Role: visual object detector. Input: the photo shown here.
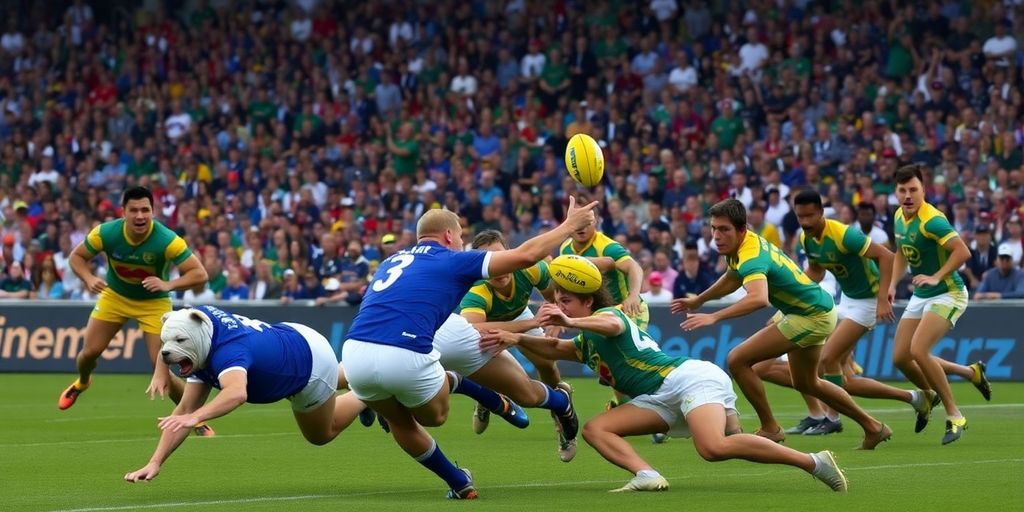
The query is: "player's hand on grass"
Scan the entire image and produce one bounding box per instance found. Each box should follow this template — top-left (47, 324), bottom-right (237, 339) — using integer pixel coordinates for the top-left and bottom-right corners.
top-left (670, 296), bottom-right (701, 315)
top-left (158, 413), bottom-right (200, 433)
top-left (85, 276), bottom-right (107, 294)
top-left (563, 196), bottom-right (600, 231)
top-left (147, 373), bottom-right (170, 400)
top-left (680, 312), bottom-right (717, 331)
top-left (622, 295), bottom-right (642, 317)
top-left (124, 462), bottom-right (161, 483)
top-left (911, 274), bottom-right (940, 288)
top-left (142, 276), bottom-right (171, 293)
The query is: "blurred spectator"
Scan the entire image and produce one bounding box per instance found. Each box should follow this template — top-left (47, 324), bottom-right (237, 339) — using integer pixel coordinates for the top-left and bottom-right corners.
top-left (0, 261), bottom-right (32, 298)
top-left (222, 267), bottom-right (250, 301)
top-left (673, 243), bottom-right (715, 299)
top-left (640, 271), bottom-right (672, 304)
top-left (965, 225), bottom-right (999, 291)
top-left (976, 244), bottom-right (1024, 300)
top-left (748, 205), bottom-right (782, 249)
top-left (650, 249), bottom-right (678, 293)
top-left (31, 257), bottom-right (63, 299)
top-left (855, 202), bottom-right (891, 248)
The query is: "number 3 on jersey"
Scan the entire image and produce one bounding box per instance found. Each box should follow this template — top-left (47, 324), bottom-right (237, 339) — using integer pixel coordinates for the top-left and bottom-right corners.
top-left (372, 254), bottom-right (415, 292)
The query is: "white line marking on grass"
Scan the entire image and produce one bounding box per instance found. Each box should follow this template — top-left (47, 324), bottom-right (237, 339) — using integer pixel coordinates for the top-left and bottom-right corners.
top-left (43, 408), bottom-right (285, 423)
top-left (0, 432), bottom-right (295, 448)
top-left (48, 458), bottom-right (1024, 512)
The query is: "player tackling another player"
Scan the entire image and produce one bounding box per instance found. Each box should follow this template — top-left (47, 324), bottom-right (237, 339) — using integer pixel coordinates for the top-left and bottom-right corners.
top-left (59, 187), bottom-right (212, 434)
top-left (480, 257), bottom-right (848, 493)
top-left (341, 198), bottom-right (597, 499)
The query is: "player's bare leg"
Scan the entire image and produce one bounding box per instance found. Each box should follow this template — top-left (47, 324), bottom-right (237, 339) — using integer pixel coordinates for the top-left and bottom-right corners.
top-left (892, 318), bottom-right (931, 390)
top-left (371, 395), bottom-right (476, 499)
top-left (726, 324), bottom-right (794, 440)
top-left (910, 312), bottom-right (967, 444)
top-left (58, 317), bottom-right (122, 410)
top-left (581, 404), bottom-right (670, 492)
top-left (294, 392), bottom-right (366, 445)
top-left (754, 358), bottom-right (827, 434)
top-left (787, 345), bottom-right (890, 449)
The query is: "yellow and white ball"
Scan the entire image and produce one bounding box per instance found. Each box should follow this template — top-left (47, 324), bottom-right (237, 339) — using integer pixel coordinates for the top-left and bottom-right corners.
top-left (549, 254), bottom-right (602, 294)
top-left (564, 133), bottom-right (604, 187)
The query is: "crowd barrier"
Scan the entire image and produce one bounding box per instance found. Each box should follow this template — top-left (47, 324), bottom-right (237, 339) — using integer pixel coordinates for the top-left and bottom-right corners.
top-left (0, 301), bottom-right (1020, 381)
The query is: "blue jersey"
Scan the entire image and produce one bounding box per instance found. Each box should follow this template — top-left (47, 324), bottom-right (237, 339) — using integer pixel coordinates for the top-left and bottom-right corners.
top-left (189, 305), bottom-right (314, 404)
top-left (346, 241), bottom-right (490, 354)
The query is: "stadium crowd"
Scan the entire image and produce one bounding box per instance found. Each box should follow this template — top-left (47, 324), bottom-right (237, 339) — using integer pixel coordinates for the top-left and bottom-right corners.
top-left (1, 0), bottom-right (1024, 303)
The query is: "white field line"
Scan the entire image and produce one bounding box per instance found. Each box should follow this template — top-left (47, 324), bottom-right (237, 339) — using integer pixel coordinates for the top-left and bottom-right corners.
top-left (46, 458), bottom-right (1024, 512)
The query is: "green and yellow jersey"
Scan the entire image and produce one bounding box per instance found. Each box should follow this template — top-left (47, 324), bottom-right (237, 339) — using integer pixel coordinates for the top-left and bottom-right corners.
top-left (559, 232), bottom-right (634, 304)
top-left (459, 261), bottom-right (550, 321)
top-left (729, 231), bottom-right (834, 316)
top-left (800, 219), bottom-right (879, 300)
top-left (84, 219), bottom-right (192, 300)
top-left (894, 202), bottom-right (966, 298)
top-left (573, 308), bottom-right (687, 398)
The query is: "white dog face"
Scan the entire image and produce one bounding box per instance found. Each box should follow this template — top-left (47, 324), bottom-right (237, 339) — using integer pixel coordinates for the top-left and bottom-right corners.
top-left (160, 308), bottom-right (213, 377)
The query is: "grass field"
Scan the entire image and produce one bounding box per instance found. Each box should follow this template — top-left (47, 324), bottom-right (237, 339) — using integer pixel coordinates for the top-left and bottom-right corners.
top-left (1, 374), bottom-right (1021, 511)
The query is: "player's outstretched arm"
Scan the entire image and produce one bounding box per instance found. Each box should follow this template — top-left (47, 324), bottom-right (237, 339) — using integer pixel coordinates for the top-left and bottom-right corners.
top-left (682, 278), bottom-right (769, 332)
top-left (672, 270), bottom-right (743, 314)
top-left (616, 256), bottom-right (645, 316)
top-left (463, 310), bottom-right (540, 334)
top-left (488, 196), bottom-right (598, 277)
top-left (125, 382), bottom-right (212, 483)
top-left (184, 370), bottom-right (248, 424)
top-left (480, 329), bottom-right (581, 363)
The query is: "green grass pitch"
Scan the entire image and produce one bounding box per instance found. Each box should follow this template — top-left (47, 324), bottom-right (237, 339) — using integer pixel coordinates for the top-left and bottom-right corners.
top-left (2, 374), bottom-right (1021, 511)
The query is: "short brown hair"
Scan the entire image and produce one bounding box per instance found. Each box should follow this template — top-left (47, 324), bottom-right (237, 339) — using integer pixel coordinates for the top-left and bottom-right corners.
top-left (894, 163), bottom-right (925, 185)
top-left (708, 198), bottom-right (747, 230)
top-left (471, 229), bottom-right (508, 249)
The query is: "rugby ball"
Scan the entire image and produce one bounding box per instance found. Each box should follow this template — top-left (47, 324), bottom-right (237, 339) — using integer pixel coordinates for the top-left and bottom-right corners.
top-left (564, 133), bottom-right (604, 187)
top-left (549, 254), bottom-right (602, 294)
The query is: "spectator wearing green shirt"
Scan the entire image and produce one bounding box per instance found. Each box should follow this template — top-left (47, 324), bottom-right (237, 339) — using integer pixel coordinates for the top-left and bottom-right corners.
top-left (388, 122), bottom-right (419, 179)
top-left (711, 102), bottom-right (744, 154)
top-left (539, 48), bottom-right (569, 113)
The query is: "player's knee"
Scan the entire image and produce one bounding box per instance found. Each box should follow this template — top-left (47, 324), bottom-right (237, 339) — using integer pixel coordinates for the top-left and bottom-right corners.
top-left (726, 352), bottom-right (750, 374)
top-left (909, 343), bottom-right (933, 362)
top-left (891, 350), bottom-right (914, 369)
top-left (694, 440), bottom-right (729, 462)
top-left (304, 432), bottom-right (333, 446)
top-left (417, 410), bottom-right (448, 427)
top-left (791, 376), bottom-right (819, 394)
top-left (581, 420), bottom-right (604, 446)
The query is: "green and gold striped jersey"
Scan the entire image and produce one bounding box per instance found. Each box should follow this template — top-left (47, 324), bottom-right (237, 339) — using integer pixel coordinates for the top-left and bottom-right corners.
top-left (729, 230), bottom-right (834, 315)
top-left (559, 232), bottom-right (636, 304)
top-left (894, 202), bottom-right (966, 298)
top-left (459, 261), bottom-right (550, 321)
top-left (800, 219), bottom-right (879, 299)
top-left (84, 219), bottom-right (192, 300)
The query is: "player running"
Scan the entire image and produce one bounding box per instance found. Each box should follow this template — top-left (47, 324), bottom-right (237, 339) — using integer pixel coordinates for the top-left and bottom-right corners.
top-left (124, 306), bottom-right (369, 482)
top-left (673, 199), bottom-right (891, 448)
top-left (776, 189), bottom-right (937, 435)
top-left (479, 279), bottom-right (849, 493)
top-left (891, 164), bottom-right (990, 444)
top-left (342, 198), bottom-right (596, 499)
top-left (59, 187), bottom-right (211, 433)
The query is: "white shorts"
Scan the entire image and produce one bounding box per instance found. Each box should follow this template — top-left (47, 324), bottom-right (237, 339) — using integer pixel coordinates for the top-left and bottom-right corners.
top-left (342, 339), bottom-right (446, 408)
top-left (903, 287), bottom-right (969, 327)
top-left (629, 359), bottom-right (738, 439)
top-left (837, 293), bottom-right (877, 329)
top-left (514, 307), bottom-right (545, 337)
top-left (282, 322), bottom-right (340, 413)
top-left (436, 314), bottom-right (492, 376)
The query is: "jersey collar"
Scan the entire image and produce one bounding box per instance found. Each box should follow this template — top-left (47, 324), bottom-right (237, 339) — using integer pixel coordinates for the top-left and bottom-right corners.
top-left (123, 220), bottom-right (155, 246)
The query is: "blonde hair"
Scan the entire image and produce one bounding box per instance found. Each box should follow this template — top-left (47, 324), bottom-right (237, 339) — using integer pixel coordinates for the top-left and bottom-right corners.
top-left (416, 209), bottom-right (461, 239)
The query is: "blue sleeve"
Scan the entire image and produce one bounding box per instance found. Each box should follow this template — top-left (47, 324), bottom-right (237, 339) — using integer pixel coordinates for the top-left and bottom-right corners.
top-left (450, 250), bottom-right (491, 283)
top-left (209, 343), bottom-right (252, 376)
top-left (1006, 273), bottom-right (1024, 299)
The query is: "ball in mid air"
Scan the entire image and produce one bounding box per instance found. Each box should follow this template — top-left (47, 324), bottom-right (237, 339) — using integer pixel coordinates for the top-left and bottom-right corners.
top-left (564, 133), bottom-right (604, 187)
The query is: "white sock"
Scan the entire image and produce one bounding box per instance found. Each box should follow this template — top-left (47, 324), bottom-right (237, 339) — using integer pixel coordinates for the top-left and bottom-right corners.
top-left (910, 390), bottom-right (922, 408)
top-left (809, 414), bottom-right (825, 420)
top-left (637, 469), bottom-right (662, 479)
top-left (826, 414), bottom-right (840, 422)
top-left (811, 453), bottom-right (823, 475)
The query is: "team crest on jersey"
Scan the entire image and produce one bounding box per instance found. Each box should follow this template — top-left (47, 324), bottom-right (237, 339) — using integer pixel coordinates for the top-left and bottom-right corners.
top-left (142, 252), bottom-right (156, 264)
